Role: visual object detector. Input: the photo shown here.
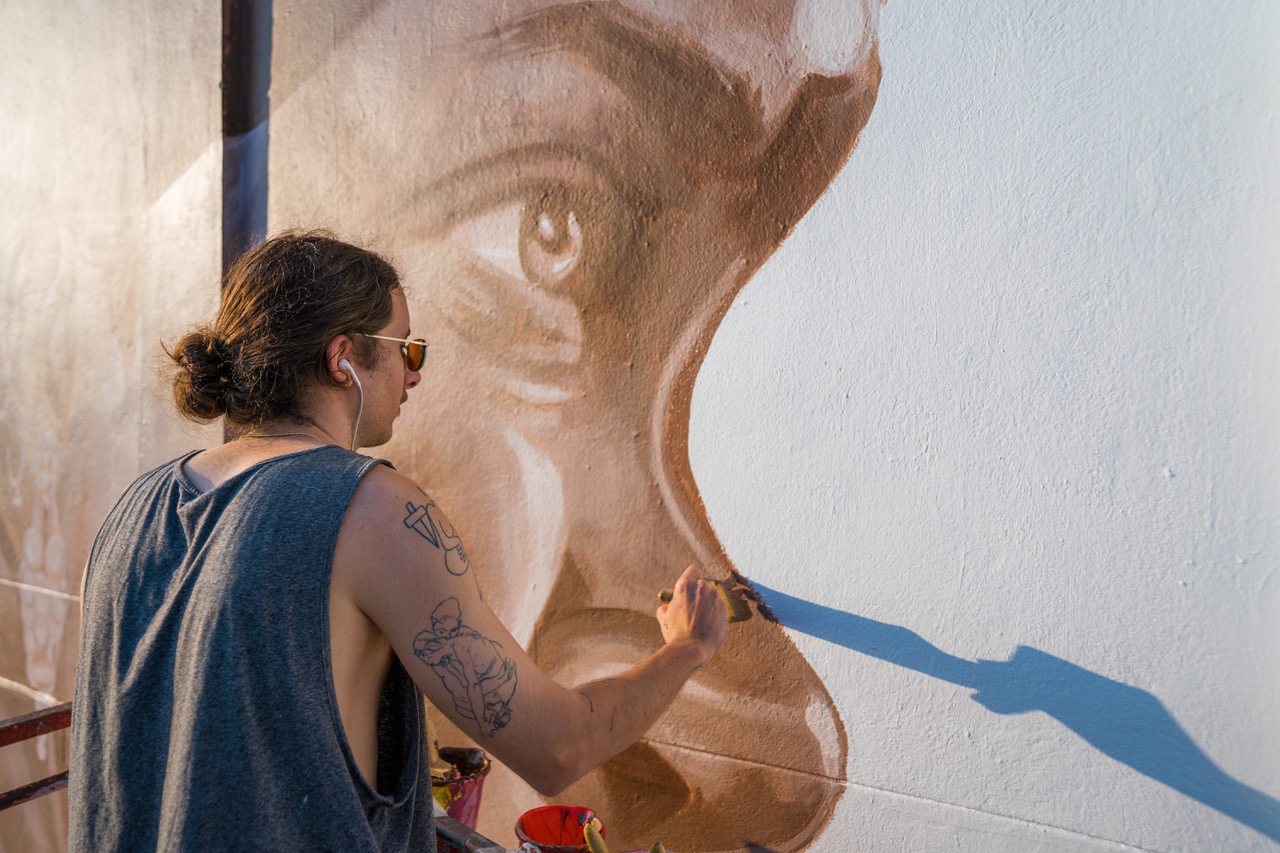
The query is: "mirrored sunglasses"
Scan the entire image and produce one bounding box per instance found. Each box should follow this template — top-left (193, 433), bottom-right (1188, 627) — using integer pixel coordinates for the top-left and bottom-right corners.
top-left (355, 333), bottom-right (429, 371)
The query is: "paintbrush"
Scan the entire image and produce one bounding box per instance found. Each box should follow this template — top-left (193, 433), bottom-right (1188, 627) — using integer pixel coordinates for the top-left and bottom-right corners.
top-left (657, 568), bottom-right (777, 624)
top-left (583, 821), bottom-right (609, 853)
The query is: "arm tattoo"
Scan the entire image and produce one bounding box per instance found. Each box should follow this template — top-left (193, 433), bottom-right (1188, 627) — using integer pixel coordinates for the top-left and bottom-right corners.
top-left (413, 598), bottom-right (517, 737)
top-left (580, 691), bottom-right (594, 714)
top-left (403, 497), bottom-right (470, 576)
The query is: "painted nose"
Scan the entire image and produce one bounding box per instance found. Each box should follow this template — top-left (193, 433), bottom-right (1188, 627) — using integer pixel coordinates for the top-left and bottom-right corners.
top-left (526, 427), bottom-right (846, 851)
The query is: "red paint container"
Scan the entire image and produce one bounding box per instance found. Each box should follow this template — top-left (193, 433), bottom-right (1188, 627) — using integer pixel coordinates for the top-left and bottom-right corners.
top-left (431, 747), bottom-right (491, 828)
top-left (514, 805), bottom-right (605, 852)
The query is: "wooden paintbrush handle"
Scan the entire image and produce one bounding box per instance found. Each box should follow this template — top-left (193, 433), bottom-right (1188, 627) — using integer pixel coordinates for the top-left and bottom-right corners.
top-left (584, 822), bottom-right (609, 853)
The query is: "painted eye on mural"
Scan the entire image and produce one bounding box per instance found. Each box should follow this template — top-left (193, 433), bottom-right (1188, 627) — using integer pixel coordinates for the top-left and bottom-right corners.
top-left (448, 183), bottom-right (621, 296)
top-left (521, 190), bottom-right (584, 286)
top-left (424, 148), bottom-right (648, 308)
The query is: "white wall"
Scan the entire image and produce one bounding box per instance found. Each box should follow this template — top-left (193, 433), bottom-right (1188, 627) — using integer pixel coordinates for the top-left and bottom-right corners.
top-left (0, 3), bottom-right (222, 850)
top-left (691, 2), bottom-right (1280, 850)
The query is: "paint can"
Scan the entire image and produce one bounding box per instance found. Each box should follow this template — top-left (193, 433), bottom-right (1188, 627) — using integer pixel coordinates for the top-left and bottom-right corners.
top-left (431, 747), bottom-right (491, 828)
top-left (513, 805), bottom-right (605, 852)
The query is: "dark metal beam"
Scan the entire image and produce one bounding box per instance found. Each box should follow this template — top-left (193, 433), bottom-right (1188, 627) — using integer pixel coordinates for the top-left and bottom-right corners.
top-left (222, 0), bottom-right (272, 273)
top-left (0, 772), bottom-right (68, 811)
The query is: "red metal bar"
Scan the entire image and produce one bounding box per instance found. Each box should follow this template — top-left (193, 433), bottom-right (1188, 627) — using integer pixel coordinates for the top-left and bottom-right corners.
top-left (0, 703), bottom-right (73, 810)
top-left (0, 702), bottom-right (72, 748)
top-left (0, 771), bottom-right (68, 811)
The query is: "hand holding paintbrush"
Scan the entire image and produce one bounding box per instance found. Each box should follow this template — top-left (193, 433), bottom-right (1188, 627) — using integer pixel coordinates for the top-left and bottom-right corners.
top-left (653, 565), bottom-right (730, 661)
top-left (658, 567), bottom-right (777, 624)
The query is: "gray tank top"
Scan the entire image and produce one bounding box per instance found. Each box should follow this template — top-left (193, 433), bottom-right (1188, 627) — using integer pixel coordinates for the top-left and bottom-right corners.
top-left (70, 445), bottom-right (436, 852)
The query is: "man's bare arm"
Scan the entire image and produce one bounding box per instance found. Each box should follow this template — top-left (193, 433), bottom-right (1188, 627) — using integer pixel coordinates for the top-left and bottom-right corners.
top-left (333, 465), bottom-right (727, 795)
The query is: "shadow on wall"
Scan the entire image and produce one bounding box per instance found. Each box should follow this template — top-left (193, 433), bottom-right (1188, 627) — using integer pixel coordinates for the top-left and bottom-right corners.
top-left (755, 585), bottom-right (1280, 845)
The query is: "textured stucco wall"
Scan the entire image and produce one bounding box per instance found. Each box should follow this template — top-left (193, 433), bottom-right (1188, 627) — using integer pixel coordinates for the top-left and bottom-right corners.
top-left (691, 2), bottom-right (1280, 850)
top-left (0, 4), bottom-right (222, 851)
top-left (1, 1), bottom-right (1275, 852)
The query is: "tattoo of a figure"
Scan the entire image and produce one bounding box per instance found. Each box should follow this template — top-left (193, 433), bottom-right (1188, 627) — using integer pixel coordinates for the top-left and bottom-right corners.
top-left (403, 498), bottom-right (470, 576)
top-left (413, 598), bottom-right (517, 737)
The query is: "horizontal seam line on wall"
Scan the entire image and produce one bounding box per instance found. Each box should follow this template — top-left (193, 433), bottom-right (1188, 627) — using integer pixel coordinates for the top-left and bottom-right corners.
top-left (639, 737), bottom-right (844, 784)
top-left (644, 738), bottom-right (1158, 852)
top-left (0, 577), bottom-right (80, 602)
top-left (837, 778), bottom-right (1160, 852)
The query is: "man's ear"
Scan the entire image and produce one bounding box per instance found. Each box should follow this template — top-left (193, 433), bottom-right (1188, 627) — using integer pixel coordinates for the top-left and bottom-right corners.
top-left (324, 336), bottom-right (353, 384)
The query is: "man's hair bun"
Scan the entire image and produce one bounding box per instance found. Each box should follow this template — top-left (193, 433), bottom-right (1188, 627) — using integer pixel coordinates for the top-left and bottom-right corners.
top-left (166, 328), bottom-right (233, 422)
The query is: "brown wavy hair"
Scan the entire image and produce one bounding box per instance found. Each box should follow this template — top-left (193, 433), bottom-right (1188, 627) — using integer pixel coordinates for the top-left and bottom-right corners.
top-left (166, 230), bottom-right (401, 428)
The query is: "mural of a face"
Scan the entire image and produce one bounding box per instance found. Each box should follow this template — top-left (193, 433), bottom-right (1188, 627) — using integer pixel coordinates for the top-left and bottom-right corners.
top-left (271, 1), bottom-right (882, 848)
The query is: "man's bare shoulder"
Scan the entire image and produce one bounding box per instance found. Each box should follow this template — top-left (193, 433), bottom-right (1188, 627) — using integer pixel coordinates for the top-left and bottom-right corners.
top-left (342, 464), bottom-right (466, 572)
top-left (351, 461), bottom-right (420, 507)
top-left (335, 461), bottom-right (479, 613)
top-left (346, 463), bottom-right (436, 534)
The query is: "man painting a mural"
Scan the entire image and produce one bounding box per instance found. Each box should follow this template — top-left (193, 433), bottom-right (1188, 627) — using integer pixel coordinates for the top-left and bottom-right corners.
top-left (59, 1), bottom-right (886, 850)
top-left (269, 1), bottom-right (883, 848)
top-left (6, 0), bottom-right (1276, 849)
top-left (69, 232), bottom-right (730, 850)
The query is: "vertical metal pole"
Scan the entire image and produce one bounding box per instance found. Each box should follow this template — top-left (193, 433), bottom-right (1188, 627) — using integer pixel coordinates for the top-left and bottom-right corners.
top-left (222, 0), bottom-right (272, 275)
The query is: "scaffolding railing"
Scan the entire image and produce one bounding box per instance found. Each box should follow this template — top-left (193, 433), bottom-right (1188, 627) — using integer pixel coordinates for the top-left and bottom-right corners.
top-left (0, 704), bottom-right (508, 851)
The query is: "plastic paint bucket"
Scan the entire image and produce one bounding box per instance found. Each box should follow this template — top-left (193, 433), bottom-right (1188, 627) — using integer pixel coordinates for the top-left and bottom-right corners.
top-left (431, 747), bottom-right (491, 829)
top-left (514, 805), bottom-right (605, 852)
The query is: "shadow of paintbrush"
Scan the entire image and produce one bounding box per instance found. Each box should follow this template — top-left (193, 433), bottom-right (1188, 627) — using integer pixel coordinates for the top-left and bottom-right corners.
top-left (658, 568), bottom-right (778, 624)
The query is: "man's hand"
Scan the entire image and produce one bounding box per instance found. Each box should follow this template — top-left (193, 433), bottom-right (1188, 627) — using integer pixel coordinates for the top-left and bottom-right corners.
top-left (656, 565), bottom-right (728, 668)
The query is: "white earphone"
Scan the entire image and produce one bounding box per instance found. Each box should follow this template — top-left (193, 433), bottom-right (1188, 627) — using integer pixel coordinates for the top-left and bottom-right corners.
top-left (338, 358), bottom-right (362, 451)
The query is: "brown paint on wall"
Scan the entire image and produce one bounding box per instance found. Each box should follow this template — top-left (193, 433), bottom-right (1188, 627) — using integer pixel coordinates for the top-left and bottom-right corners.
top-left (269, 2), bottom-right (881, 849)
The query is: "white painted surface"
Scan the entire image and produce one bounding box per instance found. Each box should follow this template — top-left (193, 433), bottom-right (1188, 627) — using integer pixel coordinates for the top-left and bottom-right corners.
top-left (0, 3), bottom-right (222, 849)
top-left (691, 2), bottom-right (1280, 851)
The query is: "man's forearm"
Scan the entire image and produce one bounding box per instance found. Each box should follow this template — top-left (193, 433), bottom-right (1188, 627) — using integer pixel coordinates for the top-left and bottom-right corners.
top-left (500, 568), bottom-right (725, 796)
top-left (545, 640), bottom-right (708, 793)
